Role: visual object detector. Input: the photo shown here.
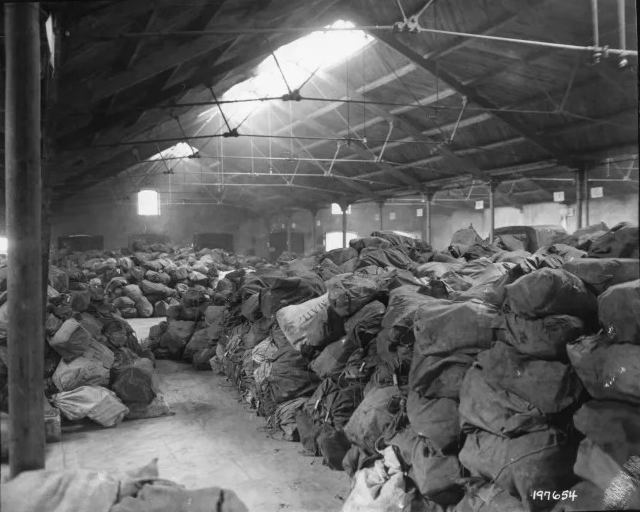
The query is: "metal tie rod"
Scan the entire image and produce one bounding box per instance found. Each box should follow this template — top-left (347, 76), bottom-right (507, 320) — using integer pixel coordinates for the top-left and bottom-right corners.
top-left (86, 26), bottom-right (636, 57)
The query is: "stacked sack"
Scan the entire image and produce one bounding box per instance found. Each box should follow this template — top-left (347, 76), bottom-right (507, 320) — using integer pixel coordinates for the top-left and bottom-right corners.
top-left (53, 244), bottom-right (269, 320)
top-left (408, 298), bottom-right (504, 508)
top-left (46, 293), bottom-right (173, 426)
top-left (455, 267), bottom-right (597, 511)
top-left (554, 258), bottom-right (640, 511)
top-left (195, 224), bottom-right (639, 512)
top-left (0, 256), bottom-right (173, 441)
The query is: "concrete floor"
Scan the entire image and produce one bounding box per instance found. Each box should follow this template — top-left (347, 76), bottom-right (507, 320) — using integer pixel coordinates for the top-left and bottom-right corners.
top-left (11, 318), bottom-right (351, 511)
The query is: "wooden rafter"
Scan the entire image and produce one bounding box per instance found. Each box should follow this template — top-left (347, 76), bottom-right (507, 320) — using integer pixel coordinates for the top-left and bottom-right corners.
top-left (270, 82), bottom-right (426, 192)
top-left (371, 30), bottom-right (581, 170)
top-left (87, 1), bottom-right (230, 104)
top-left (242, 108), bottom-right (385, 203)
top-left (390, 108), bottom-right (638, 171)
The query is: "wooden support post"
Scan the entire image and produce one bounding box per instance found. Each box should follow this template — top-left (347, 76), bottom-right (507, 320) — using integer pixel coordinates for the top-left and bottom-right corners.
top-left (42, 11), bottom-right (62, 327)
top-left (340, 202), bottom-right (350, 248)
top-left (584, 166), bottom-right (590, 226)
top-left (285, 214), bottom-right (292, 254)
top-left (576, 168), bottom-right (584, 229)
top-left (378, 201), bottom-right (384, 231)
top-left (310, 208), bottom-right (318, 252)
top-left (5, 2), bottom-right (45, 477)
top-left (489, 179), bottom-right (498, 243)
top-left (421, 192), bottom-right (433, 244)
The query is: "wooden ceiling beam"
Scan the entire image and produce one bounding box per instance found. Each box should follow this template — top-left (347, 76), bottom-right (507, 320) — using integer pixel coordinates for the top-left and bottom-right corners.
top-left (85, 8), bottom-right (160, 146)
top-left (112, 8), bottom-right (159, 74)
top-left (378, 107), bottom-right (638, 173)
top-left (248, 110), bottom-right (385, 203)
top-left (87, 1), bottom-right (230, 104)
top-left (371, 31), bottom-right (581, 170)
top-left (57, 19), bottom-right (319, 153)
top-left (271, 100), bottom-right (424, 192)
top-left (419, 0), bottom-right (555, 61)
top-left (361, 100), bottom-right (490, 181)
top-left (308, 70), bottom-right (490, 183)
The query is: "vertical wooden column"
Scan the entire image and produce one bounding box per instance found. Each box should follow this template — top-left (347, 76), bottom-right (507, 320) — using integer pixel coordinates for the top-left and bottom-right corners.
top-left (489, 179), bottom-right (498, 243)
top-left (584, 166), bottom-right (590, 226)
top-left (309, 208), bottom-right (318, 253)
top-left (340, 202), bottom-right (350, 248)
top-left (378, 201), bottom-right (384, 231)
top-left (576, 168), bottom-right (584, 230)
top-left (421, 192), bottom-right (433, 244)
top-left (5, 2), bottom-right (45, 477)
top-left (42, 11), bottom-right (62, 326)
top-left (285, 213), bottom-right (292, 253)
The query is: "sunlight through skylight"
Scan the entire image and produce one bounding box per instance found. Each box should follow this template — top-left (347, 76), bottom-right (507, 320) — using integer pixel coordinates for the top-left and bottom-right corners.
top-left (201, 20), bottom-right (373, 124)
top-left (148, 142), bottom-right (198, 161)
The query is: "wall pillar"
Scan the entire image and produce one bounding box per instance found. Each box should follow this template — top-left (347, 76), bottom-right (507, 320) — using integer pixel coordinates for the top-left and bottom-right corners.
top-left (339, 201), bottom-right (350, 248)
top-left (421, 191), bottom-right (433, 244)
top-left (583, 167), bottom-right (590, 226)
top-left (285, 213), bottom-right (292, 253)
top-left (309, 208), bottom-right (318, 252)
top-left (5, 2), bottom-right (45, 476)
top-left (377, 201), bottom-right (384, 231)
top-left (489, 179), bottom-right (498, 243)
top-left (576, 168), bottom-right (585, 229)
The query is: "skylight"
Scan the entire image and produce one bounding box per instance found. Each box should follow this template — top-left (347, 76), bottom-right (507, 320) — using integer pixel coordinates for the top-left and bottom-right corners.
top-left (201, 20), bottom-right (373, 123)
top-left (148, 142), bottom-right (198, 161)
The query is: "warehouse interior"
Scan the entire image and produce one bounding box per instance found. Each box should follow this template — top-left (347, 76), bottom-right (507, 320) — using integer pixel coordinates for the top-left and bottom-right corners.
top-left (1, 0), bottom-right (639, 511)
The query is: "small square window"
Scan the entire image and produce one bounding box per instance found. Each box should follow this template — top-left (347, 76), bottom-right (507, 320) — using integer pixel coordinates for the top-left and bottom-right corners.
top-left (137, 190), bottom-right (160, 216)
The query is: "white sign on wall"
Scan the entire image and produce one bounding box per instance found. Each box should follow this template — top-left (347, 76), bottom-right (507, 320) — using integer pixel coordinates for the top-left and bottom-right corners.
top-left (291, 223), bottom-right (296, 229)
top-left (416, 208), bottom-right (423, 217)
top-left (316, 219), bottom-right (321, 226)
top-left (591, 187), bottom-right (604, 198)
top-left (389, 212), bottom-right (396, 220)
top-left (553, 191), bottom-right (565, 202)
top-left (374, 213), bottom-right (380, 221)
top-left (475, 200), bottom-right (484, 210)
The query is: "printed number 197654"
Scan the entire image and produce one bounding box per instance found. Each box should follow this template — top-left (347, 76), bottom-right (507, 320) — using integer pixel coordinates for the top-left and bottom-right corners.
top-left (531, 490), bottom-right (577, 501)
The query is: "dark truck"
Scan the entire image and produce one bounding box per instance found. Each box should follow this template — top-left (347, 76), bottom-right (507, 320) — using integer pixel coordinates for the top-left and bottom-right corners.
top-left (494, 225), bottom-right (567, 253)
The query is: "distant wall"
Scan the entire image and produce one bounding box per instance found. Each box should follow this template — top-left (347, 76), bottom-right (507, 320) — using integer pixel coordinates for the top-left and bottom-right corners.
top-left (50, 201), bottom-right (254, 254)
top-left (266, 193), bottom-right (639, 253)
top-left (5, 191), bottom-right (636, 256)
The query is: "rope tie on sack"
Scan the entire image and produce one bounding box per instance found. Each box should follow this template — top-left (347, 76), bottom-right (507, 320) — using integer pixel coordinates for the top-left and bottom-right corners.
top-left (491, 442), bottom-right (560, 484)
